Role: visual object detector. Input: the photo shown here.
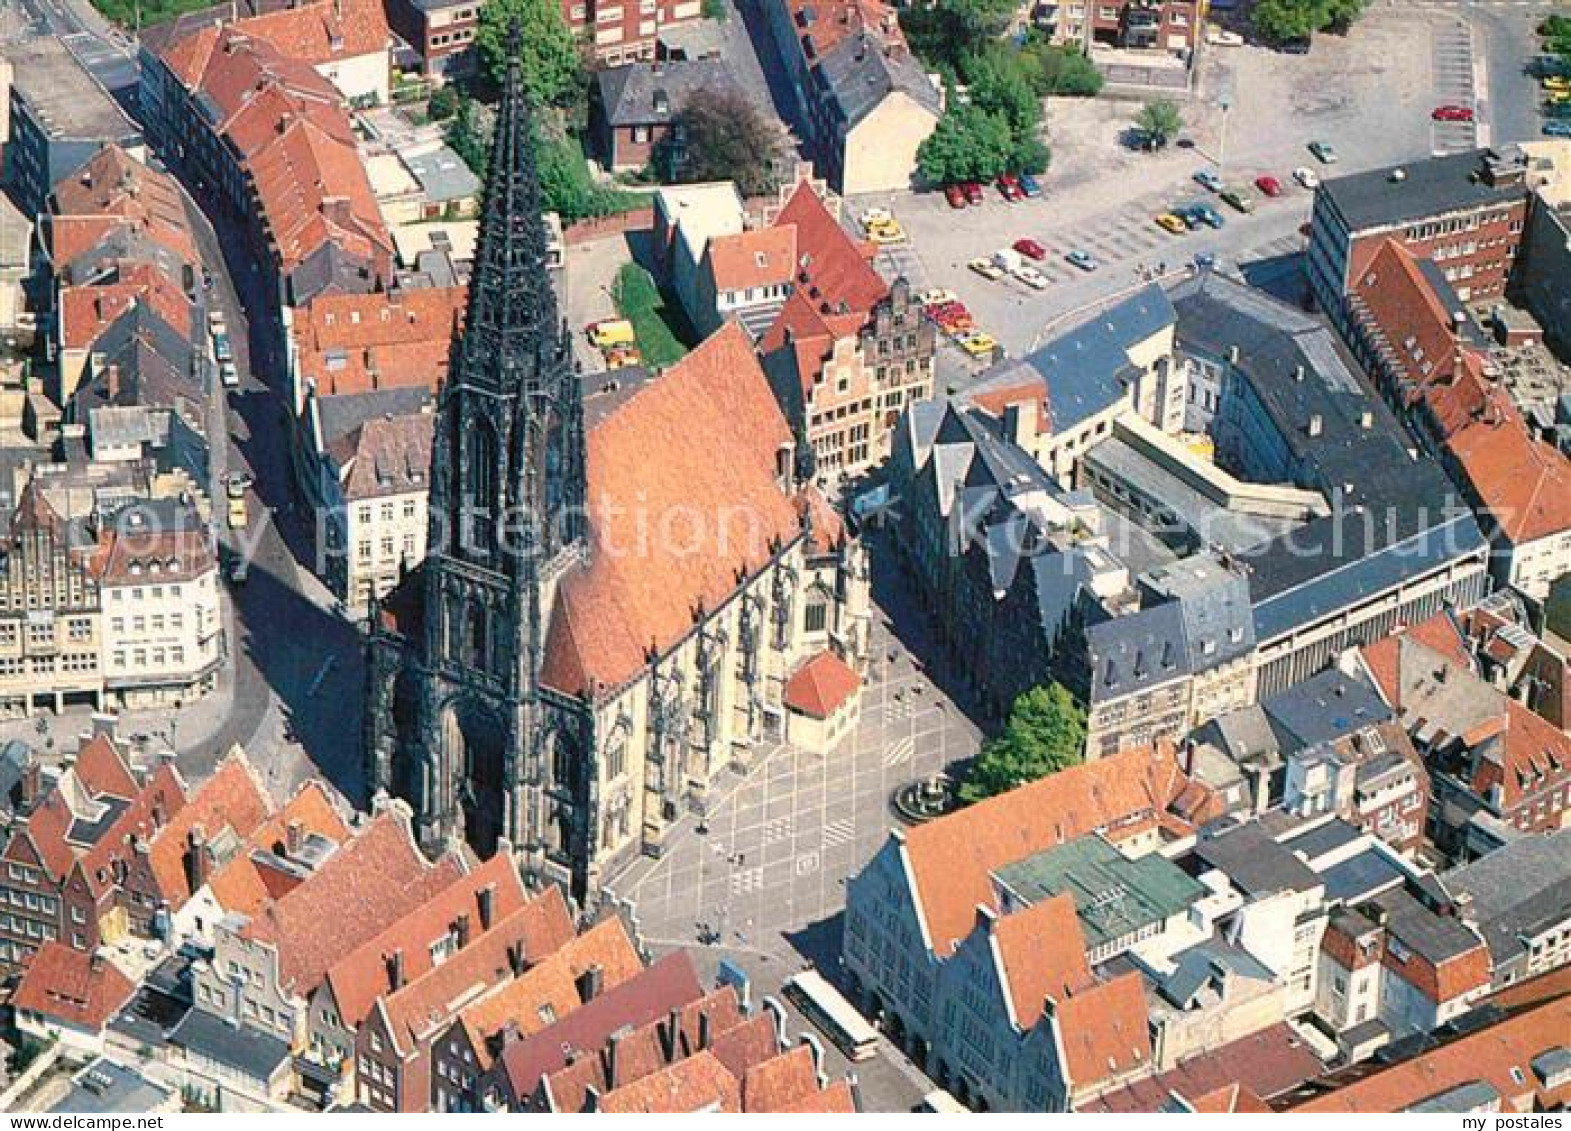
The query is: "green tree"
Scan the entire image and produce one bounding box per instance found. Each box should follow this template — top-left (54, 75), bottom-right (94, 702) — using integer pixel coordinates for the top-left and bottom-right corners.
top-left (959, 683), bottom-right (1086, 803)
top-left (1135, 99), bottom-right (1183, 150)
top-left (445, 93), bottom-right (490, 180)
top-left (1250, 0), bottom-right (1367, 42)
top-left (656, 87), bottom-right (790, 196)
top-left (476, 0), bottom-right (583, 107)
top-left (1022, 41), bottom-right (1104, 97)
top-left (916, 104), bottom-right (1015, 185)
top-left (899, 0), bottom-right (1016, 72)
top-left (965, 46), bottom-right (1039, 136)
top-left (427, 83), bottom-right (461, 122)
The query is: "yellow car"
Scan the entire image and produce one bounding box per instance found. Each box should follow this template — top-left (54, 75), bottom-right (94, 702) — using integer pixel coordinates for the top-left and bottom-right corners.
top-left (1155, 212), bottom-right (1188, 235)
top-left (225, 476), bottom-right (249, 530)
top-left (1547, 90), bottom-right (1571, 105)
top-left (958, 332), bottom-right (997, 358)
top-left (864, 219), bottom-right (907, 244)
top-left (1543, 76), bottom-right (1571, 92)
top-left (968, 257), bottom-right (1006, 281)
top-left (587, 318), bottom-right (635, 349)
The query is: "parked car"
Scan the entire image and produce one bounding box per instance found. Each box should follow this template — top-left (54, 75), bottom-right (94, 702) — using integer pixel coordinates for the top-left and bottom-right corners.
top-left (207, 309), bottom-right (226, 333)
top-left (991, 247), bottom-right (1024, 274)
top-left (961, 181), bottom-right (985, 205)
top-left (1013, 264), bottom-right (1049, 290)
top-left (1432, 104), bottom-right (1474, 122)
top-left (588, 319), bottom-right (635, 349)
top-left (1194, 251), bottom-right (1218, 270)
top-left (1155, 212), bottom-right (1188, 235)
top-left (1018, 172), bottom-right (1043, 198)
top-left (1545, 120), bottom-right (1571, 138)
top-left (1206, 27), bottom-right (1244, 45)
top-left (1175, 208), bottom-right (1203, 230)
top-left (1544, 101), bottom-right (1571, 119)
top-left (996, 174), bottom-right (1023, 202)
top-left (864, 217), bottom-right (906, 244)
top-left (1194, 168), bottom-right (1224, 193)
top-left (968, 257), bottom-right (1005, 280)
top-left (1254, 175), bottom-right (1284, 197)
top-left (606, 345), bottom-right (642, 369)
top-left (1013, 238), bottom-right (1047, 260)
top-left (213, 334), bottom-right (233, 363)
top-left (1543, 76), bottom-right (1571, 93)
top-left (1293, 166), bottom-right (1321, 189)
top-left (1066, 249), bottom-right (1100, 272)
top-left (1308, 140), bottom-right (1339, 163)
top-left (958, 331), bottom-right (997, 358)
top-left (225, 474), bottom-right (249, 530)
top-left (1186, 202), bottom-right (1225, 229)
top-left (916, 288), bottom-right (957, 306)
top-left (1279, 36), bottom-right (1310, 54)
top-left (944, 183), bottom-right (969, 209)
top-left (1220, 187), bottom-right (1255, 213)
top-left (220, 361), bottom-right (239, 388)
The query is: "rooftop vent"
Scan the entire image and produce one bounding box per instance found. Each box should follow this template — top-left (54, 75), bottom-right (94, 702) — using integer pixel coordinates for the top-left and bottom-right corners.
top-left (1389, 168), bottom-right (1407, 184)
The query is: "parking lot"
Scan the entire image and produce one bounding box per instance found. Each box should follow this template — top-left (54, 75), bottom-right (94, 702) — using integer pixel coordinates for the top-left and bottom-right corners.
top-left (841, 7), bottom-right (1479, 361)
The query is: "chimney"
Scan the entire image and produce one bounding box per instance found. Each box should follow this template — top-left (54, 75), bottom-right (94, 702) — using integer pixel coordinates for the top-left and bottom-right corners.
top-left (1226, 344), bottom-right (1240, 365)
top-left (455, 911), bottom-right (471, 949)
top-left (1293, 364), bottom-right (1305, 382)
top-left (1003, 398), bottom-right (1037, 446)
top-left (322, 196), bottom-right (352, 226)
top-left (507, 942), bottom-right (526, 976)
top-left (18, 755), bottom-right (41, 810)
top-left (1360, 409), bottom-right (1374, 430)
top-left (974, 903), bottom-right (998, 933)
top-left (477, 883), bottom-right (495, 929)
top-left (91, 713), bottom-right (119, 742)
top-left (186, 824), bottom-right (212, 891)
top-left (285, 819), bottom-right (303, 857)
top-left (387, 948), bottom-right (405, 990)
top-left (605, 1027), bottom-right (626, 1087)
top-left (1307, 413), bottom-right (1323, 437)
top-left (576, 964), bottom-right (604, 1002)
top-left (698, 1010), bottom-right (712, 1051)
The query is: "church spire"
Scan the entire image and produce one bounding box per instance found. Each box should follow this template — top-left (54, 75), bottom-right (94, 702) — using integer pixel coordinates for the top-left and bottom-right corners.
top-left (457, 20), bottom-right (562, 390)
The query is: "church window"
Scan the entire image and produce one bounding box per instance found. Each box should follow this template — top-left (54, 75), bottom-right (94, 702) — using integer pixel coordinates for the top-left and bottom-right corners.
top-left (805, 588), bottom-right (830, 634)
top-left (468, 603), bottom-right (488, 671)
top-left (466, 418), bottom-right (498, 555)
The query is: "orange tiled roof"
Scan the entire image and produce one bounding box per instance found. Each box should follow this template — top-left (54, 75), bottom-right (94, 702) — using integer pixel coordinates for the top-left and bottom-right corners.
top-left (1059, 972), bottom-right (1152, 1094)
top-left (48, 144), bottom-right (198, 267)
top-left (597, 1049), bottom-right (742, 1113)
top-left (231, 0), bottom-right (389, 65)
top-left (241, 811), bottom-right (462, 994)
top-left (778, 0), bottom-right (907, 64)
top-left (322, 852), bottom-right (531, 1032)
top-left (1287, 996), bottom-right (1571, 1112)
top-left (782, 648), bottom-right (861, 719)
top-left (58, 266), bottom-right (192, 349)
top-left (539, 323), bottom-right (806, 698)
top-left (11, 943), bottom-right (136, 1032)
top-left (207, 781), bottom-right (352, 916)
top-left (77, 762), bottom-right (188, 898)
top-left (706, 225), bottom-right (797, 294)
top-left (444, 911), bottom-right (639, 1065)
top-left (293, 286), bottom-right (465, 396)
top-left (90, 523), bottom-right (215, 586)
top-left (901, 742), bottom-right (1213, 958)
top-left (145, 751), bottom-right (272, 911)
top-left (989, 893), bottom-right (1092, 1030)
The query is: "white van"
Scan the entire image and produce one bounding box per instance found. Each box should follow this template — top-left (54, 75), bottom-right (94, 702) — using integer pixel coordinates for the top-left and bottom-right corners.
top-left (220, 361), bottom-right (239, 389)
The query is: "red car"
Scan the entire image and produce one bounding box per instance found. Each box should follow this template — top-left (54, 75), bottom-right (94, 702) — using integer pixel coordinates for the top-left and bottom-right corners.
top-left (1013, 238), bottom-right (1047, 260)
top-left (1432, 104), bottom-right (1474, 122)
top-left (1254, 175), bottom-right (1283, 197)
top-left (996, 173), bottom-right (1023, 202)
top-left (961, 181), bottom-right (984, 205)
top-left (944, 183), bottom-right (969, 209)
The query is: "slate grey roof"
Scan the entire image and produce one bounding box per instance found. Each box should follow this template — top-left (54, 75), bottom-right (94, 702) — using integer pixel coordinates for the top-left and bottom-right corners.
top-left (49, 1059), bottom-right (175, 1115)
top-left (1442, 828), bottom-right (1571, 966)
top-left (169, 1009), bottom-right (290, 1082)
top-left (1192, 821), bottom-right (1321, 898)
top-left (1406, 1081), bottom-right (1501, 1114)
top-left (1373, 886), bottom-right (1483, 966)
top-left (1166, 271), bottom-right (1486, 639)
top-left (972, 283), bottom-right (1174, 435)
top-left (1319, 148), bottom-right (1530, 235)
top-left (316, 386), bottom-right (434, 451)
top-left (1277, 816), bottom-right (1363, 862)
top-left (1199, 704), bottom-right (1281, 768)
top-left (1087, 599), bottom-right (1189, 698)
top-left (1261, 668), bottom-right (1391, 750)
top-left (1156, 939), bottom-right (1276, 1009)
top-left (815, 32), bottom-right (942, 128)
top-left (1320, 846), bottom-right (1406, 904)
top-left (595, 58), bottom-right (744, 129)
top-left (402, 145), bottom-right (481, 205)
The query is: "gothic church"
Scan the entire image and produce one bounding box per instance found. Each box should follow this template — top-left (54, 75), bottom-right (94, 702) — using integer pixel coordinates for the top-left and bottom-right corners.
top-left (364, 36), bottom-right (870, 902)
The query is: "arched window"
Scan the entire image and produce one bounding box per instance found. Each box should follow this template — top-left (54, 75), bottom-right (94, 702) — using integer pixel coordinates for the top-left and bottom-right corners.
top-left (467, 417), bottom-right (498, 555)
top-left (804, 583), bottom-right (831, 634)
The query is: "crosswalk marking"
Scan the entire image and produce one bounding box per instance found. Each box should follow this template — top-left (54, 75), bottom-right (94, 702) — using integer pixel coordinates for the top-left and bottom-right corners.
top-left (884, 736), bottom-right (915, 767)
top-left (729, 865), bottom-right (764, 895)
top-left (823, 818), bottom-right (855, 848)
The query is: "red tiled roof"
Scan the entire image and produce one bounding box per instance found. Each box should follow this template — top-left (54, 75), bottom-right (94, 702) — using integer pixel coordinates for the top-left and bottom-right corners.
top-left (540, 323), bottom-right (805, 698)
top-left (90, 523), bottom-right (216, 586)
top-left (1084, 1023), bottom-right (1324, 1113)
top-left (58, 266), bottom-right (192, 349)
top-left (241, 811), bottom-right (462, 994)
top-left (230, 0), bottom-right (389, 65)
top-left (145, 751), bottom-right (271, 911)
top-left (323, 851), bottom-right (531, 1032)
top-left (782, 649), bottom-right (861, 719)
top-left (12, 943), bottom-right (136, 1032)
top-left (47, 145), bottom-right (198, 268)
top-left (293, 286), bottom-right (465, 397)
top-left (901, 742), bottom-right (1215, 957)
top-left (773, 182), bottom-right (886, 320)
top-left (77, 762), bottom-right (188, 898)
top-left (1286, 997), bottom-right (1571, 1112)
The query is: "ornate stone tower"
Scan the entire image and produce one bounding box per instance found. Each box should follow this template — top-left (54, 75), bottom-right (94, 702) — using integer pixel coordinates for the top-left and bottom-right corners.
top-left (365, 27), bottom-right (587, 865)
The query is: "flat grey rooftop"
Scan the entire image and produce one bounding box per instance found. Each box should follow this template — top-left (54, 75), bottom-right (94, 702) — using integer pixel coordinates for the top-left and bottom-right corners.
top-left (7, 34), bottom-right (140, 142)
top-left (1319, 148), bottom-right (1529, 234)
